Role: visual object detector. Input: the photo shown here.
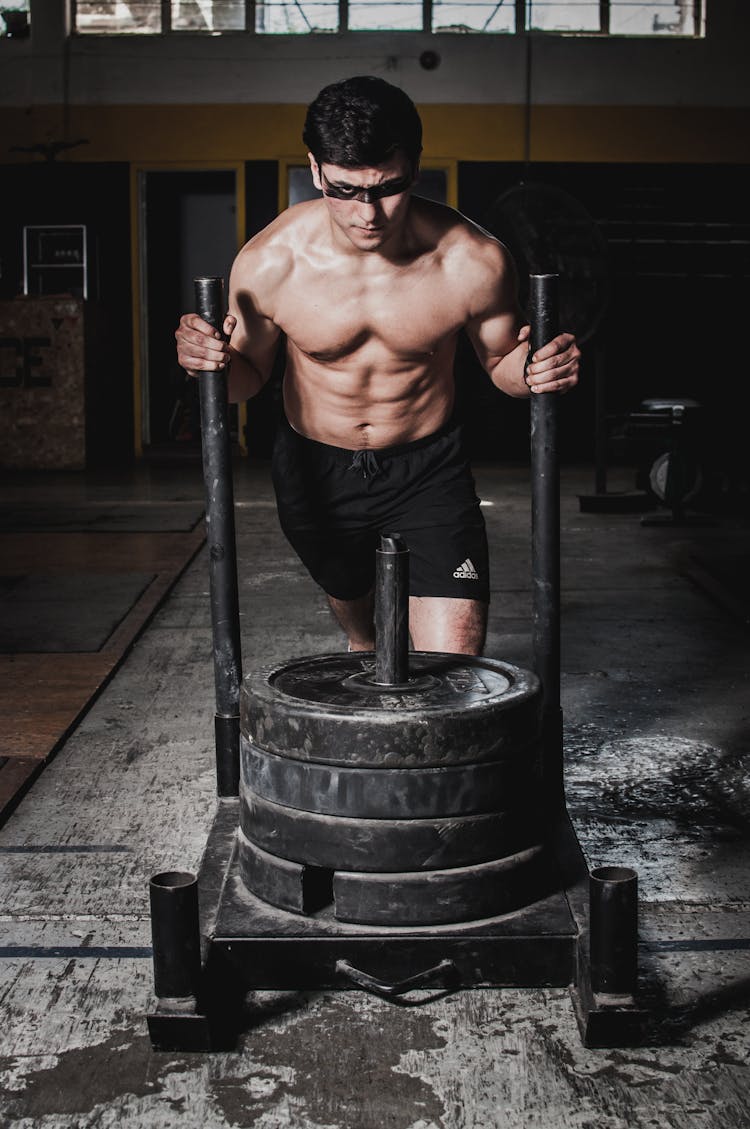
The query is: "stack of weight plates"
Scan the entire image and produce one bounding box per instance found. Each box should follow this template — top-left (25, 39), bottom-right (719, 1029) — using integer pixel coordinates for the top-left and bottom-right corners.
top-left (238, 652), bottom-right (547, 927)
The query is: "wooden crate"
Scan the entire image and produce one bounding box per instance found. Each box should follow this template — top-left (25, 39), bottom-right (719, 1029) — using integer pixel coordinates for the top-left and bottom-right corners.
top-left (0, 296), bottom-right (86, 469)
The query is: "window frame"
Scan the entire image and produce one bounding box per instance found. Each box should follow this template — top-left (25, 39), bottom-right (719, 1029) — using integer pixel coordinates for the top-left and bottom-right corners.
top-left (524, 0), bottom-right (704, 37)
top-left (68, 0), bottom-right (705, 37)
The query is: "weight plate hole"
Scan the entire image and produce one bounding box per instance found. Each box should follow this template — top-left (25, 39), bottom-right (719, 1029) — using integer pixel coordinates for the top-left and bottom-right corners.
top-left (342, 671), bottom-right (438, 695)
top-left (302, 865), bottom-right (334, 914)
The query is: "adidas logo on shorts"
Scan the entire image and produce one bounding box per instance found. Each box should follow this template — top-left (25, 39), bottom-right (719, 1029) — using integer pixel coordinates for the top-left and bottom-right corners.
top-left (453, 557), bottom-right (479, 580)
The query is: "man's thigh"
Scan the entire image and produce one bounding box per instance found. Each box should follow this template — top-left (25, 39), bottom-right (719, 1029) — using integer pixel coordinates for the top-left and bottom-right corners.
top-left (281, 527), bottom-right (378, 600)
top-left (272, 420), bottom-right (378, 599)
top-left (398, 509), bottom-right (490, 604)
top-left (409, 595), bottom-right (487, 655)
top-left (383, 427), bottom-right (491, 603)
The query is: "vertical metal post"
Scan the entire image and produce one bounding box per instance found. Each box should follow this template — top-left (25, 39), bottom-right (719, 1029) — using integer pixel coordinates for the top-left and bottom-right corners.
top-left (523, 26), bottom-right (533, 164)
top-left (194, 277), bottom-right (242, 797)
top-left (374, 534), bottom-right (410, 686)
top-left (149, 871), bottom-right (201, 999)
top-left (528, 273), bottom-right (563, 807)
top-left (589, 866), bottom-right (638, 995)
top-left (593, 343), bottom-right (608, 496)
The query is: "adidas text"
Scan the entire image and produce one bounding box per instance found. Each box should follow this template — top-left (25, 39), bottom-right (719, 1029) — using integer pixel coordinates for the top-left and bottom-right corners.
top-left (453, 558), bottom-right (479, 580)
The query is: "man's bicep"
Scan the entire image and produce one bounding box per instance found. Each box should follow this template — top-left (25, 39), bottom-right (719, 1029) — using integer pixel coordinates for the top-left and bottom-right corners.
top-left (229, 284), bottom-right (282, 377)
top-left (463, 240), bottom-right (525, 374)
top-left (466, 305), bottom-right (524, 374)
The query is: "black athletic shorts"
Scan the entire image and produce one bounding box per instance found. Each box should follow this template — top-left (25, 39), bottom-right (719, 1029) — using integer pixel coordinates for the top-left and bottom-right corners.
top-left (271, 414), bottom-right (490, 603)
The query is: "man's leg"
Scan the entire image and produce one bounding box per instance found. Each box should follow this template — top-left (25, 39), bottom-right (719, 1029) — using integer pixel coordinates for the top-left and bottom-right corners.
top-left (329, 593), bottom-right (485, 655)
top-left (328, 590), bottom-right (375, 651)
top-left (409, 596), bottom-right (487, 656)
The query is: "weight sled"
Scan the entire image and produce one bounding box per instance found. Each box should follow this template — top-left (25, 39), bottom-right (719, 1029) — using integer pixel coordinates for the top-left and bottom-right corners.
top-left (147, 275), bottom-right (646, 1053)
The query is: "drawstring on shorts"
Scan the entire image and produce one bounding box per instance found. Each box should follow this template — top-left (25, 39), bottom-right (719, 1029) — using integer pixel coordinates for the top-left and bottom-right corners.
top-left (348, 449), bottom-right (380, 479)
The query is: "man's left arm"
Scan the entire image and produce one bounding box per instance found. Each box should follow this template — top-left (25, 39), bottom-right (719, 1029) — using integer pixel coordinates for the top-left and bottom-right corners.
top-left (465, 242), bottom-right (580, 397)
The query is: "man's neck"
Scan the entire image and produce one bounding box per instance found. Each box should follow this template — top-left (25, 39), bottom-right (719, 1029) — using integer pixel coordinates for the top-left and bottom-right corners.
top-left (325, 202), bottom-right (415, 264)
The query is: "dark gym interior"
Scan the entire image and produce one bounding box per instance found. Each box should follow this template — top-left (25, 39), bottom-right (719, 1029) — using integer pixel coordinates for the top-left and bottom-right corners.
top-left (2, 2), bottom-right (750, 1125)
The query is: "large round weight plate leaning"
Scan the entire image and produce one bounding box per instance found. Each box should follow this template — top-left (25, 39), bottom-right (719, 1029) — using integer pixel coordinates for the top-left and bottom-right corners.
top-left (241, 652), bottom-right (541, 768)
top-left (649, 451), bottom-right (702, 505)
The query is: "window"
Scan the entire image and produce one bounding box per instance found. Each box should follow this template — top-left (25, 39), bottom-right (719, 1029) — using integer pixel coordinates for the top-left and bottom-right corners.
top-left (609, 0), bottom-right (697, 35)
top-left (75, 0), bottom-right (160, 34)
top-left (72, 0), bottom-right (704, 36)
top-left (527, 0), bottom-right (600, 32)
top-left (432, 0), bottom-right (515, 33)
top-left (173, 0), bottom-right (245, 31)
top-left (1, 2), bottom-right (30, 36)
top-left (527, 1), bottom-right (702, 35)
top-left (255, 0), bottom-right (337, 33)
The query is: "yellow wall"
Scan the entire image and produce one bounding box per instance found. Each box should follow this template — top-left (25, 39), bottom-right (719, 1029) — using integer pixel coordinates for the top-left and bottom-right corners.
top-left (3, 103), bottom-right (750, 164)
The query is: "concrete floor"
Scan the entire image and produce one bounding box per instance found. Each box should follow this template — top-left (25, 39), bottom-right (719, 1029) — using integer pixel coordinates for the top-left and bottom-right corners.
top-left (1, 461), bottom-right (749, 1128)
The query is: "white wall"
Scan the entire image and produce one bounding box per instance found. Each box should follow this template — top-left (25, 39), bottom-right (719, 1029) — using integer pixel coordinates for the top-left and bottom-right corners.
top-left (1, 0), bottom-right (749, 109)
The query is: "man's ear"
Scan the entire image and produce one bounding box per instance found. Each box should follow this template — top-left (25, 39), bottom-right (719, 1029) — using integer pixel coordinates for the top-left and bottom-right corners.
top-left (308, 153), bottom-right (323, 191)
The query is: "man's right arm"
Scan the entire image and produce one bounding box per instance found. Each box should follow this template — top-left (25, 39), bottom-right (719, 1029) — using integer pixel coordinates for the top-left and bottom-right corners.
top-left (175, 245), bottom-right (283, 404)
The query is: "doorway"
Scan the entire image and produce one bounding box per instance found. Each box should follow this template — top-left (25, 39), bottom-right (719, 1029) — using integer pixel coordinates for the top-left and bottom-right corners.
top-left (136, 167), bottom-right (243, 454)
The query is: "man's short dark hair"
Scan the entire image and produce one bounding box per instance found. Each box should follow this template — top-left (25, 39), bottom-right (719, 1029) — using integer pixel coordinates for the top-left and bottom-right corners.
top-left (303, 75), bottom-right (423, 172)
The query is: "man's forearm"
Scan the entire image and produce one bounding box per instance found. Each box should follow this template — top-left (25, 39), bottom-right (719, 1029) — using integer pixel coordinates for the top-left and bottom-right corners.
top-left (227, 347), bottom-right (270, 404)
top-left (488, 340), bottom-right (530, 399)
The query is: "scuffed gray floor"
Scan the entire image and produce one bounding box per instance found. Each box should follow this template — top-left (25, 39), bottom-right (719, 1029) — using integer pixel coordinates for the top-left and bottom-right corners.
top-left (1, 463), bottom-right (749, 1128)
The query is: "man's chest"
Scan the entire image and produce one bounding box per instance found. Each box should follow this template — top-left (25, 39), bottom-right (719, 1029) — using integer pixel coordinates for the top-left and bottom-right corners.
top-left (274, 267), bottom-right (467, 363)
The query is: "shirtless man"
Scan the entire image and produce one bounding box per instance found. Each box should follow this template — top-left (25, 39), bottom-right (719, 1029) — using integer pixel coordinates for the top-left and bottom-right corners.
top-left (176, 76), bottom-right (579, 656)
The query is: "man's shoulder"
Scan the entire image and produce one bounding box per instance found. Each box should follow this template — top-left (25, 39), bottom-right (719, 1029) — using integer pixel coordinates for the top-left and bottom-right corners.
top-left (239, 200), bottom-right (322, 252)
top-left (412, 198), bottom-right (512, 277)
top-left (233, 202), bottom-right (324, 289)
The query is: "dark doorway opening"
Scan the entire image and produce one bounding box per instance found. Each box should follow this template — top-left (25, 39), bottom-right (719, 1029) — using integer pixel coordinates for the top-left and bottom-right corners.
top-left (142, 169), bottom-right (237, 454)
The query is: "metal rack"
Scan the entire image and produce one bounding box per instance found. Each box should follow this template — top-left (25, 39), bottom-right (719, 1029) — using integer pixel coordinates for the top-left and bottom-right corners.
top-left (23, 225), bottom-right (88, 300)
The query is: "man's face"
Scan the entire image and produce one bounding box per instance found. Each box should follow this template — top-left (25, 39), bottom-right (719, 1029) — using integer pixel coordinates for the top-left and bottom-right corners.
top-left (308, 152), bottom-right (417, 252)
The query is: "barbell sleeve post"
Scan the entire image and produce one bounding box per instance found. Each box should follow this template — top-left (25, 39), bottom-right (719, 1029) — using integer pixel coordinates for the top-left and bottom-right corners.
top-left (589, 866), bottom-right (639, 995)
top-left (149, 870), bottom-right (201, 1000)
top-left (528, 273), bottom-right (563, 807)
top-left (374, 533), bottom-right (410, 686)
top-left (194, 276), bottom-right (242, 798)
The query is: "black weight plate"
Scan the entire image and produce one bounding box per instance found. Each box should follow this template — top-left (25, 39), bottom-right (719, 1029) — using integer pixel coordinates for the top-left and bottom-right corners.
top-left (237, 829), bottom-right (308, 916)
top-left (241, 735), bottom-right (539, 819)
top-left (240, 791), bottom-right (540, 873)
top-left (241, 652), bottom-right (541, 768)
top-left (333, 843), bottom-right (550, 926)
top-left (236, 834), bottom-right (550, 926)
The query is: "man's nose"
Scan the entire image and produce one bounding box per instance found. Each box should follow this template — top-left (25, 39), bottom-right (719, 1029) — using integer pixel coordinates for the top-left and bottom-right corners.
top-left (357, 199), bottom-right (381, 219)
